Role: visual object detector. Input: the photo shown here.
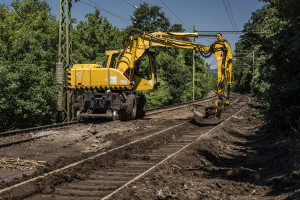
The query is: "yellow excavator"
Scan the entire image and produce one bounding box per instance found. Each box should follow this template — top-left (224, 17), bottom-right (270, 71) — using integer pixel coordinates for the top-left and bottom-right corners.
top-left (66, 30), bottom-right (233, 121)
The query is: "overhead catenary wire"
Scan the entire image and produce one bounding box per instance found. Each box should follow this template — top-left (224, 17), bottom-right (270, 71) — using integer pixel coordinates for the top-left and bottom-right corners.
top-left (79, 0), bottom-right (131, 25)
top-left (208, 59), bottom-right (217, 66)
top-left (121, 0), bottom-right (138, 9)
top-left (226, 0), bottom-right (238, 32)
top-left (79, 1), bottom-right (219, 46)
top-left (222, 0), bottom-right (236, 32)
top-left (158, 0), bottom-right (192, 32)
top-left (137, 0), bottom-right (147, 4)
top-left (87, 0), bottom-right (131, 22)
top-left (222, 0), bottom-right (239, 39)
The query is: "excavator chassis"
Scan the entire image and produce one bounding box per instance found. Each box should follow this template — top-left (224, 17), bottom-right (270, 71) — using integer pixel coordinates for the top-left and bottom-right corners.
top-left (74, 91), bottom-right (146, 121)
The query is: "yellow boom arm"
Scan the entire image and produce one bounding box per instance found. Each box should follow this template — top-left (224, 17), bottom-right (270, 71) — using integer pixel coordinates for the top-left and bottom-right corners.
top-left (66, 30), bottom-right (232, 99)
top-left (114, 31), bottom-right (233, 97)
top-left (66, 30), bottom-right (233, 118)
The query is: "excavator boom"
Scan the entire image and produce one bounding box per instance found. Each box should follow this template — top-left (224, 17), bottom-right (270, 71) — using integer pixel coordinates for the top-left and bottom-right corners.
top-left (66, 30), bottom-right (233, 121)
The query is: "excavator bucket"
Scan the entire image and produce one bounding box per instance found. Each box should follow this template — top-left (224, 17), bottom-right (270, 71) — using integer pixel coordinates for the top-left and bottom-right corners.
top-left (190, 104), bottom-right (206, 123)
top-left (190, 105), bottom-right (204, 118)
top-left (190, 94), bottom-right (228, 123)
top-left (190, 103), bottom-right (222, 124)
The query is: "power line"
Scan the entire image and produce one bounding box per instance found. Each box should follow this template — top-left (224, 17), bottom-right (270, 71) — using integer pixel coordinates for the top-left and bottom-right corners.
top-left (222, 0), bottom-right (237, 32)
top-left (79, 0), bottom-right (131, 25)
top-left (226, 0), bottom-right (238, 31)
top-left (138, 0), bottom-right (147, 4)
top-left (208, 59), bottom-right (217, 66)
top-left (87, 0), bottom-right (131, 22)
top-left (158, 0), bottom-right (192, 32)
top-left (122, 0), bottom-right (138, 9)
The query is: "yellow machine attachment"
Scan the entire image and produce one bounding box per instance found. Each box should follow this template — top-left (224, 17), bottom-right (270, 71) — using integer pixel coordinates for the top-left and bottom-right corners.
top-left (66, 30), bottom-right (233, 121)
top-left (195, 33), bottom-right (233, 119)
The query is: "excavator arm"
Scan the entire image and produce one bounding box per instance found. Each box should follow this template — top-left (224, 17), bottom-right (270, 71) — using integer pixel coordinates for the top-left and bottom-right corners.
top-left (66, 30), bottom-right (233, 120)
top-left (113, 30), bottom-right (233, 118)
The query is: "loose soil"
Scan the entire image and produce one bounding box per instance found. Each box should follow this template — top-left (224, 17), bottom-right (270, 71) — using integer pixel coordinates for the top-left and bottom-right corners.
top-left (0, 94), bottom-right (222, 190)
top-left (1, 94), bottom-right (299, 199)
top-left (112, 98), bottom-right (300, 200)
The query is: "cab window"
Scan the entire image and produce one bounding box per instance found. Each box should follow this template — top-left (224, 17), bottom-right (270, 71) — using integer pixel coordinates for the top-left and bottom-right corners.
top-left (136, 53), bottom-right (152, 80)
top-left (109, 53), bottom-right (119, 68)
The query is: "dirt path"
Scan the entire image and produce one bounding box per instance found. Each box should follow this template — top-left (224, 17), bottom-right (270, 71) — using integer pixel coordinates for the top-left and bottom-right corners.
top-left (112, 98), bottom-right (300, 200)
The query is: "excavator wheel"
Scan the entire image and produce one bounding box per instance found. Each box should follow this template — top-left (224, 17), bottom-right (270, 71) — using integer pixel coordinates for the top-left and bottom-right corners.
top-left (118, 109), bottom-right (127, 121)
top-left (119, 94), bottom-right (137, 121)
top-left (136, 93), bottom-right (146, 119)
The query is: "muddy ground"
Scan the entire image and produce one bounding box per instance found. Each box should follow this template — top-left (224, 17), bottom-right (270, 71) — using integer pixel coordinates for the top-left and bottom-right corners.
top-left (113, 98), bottom-right (300, 200)
top-left (0, 96), bottom-right (214, 189)
top-left (1, 94), bottom-right (299, 199)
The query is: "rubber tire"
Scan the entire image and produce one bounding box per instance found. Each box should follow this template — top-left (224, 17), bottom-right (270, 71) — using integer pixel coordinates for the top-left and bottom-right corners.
top-left (119, 94), bottom-right (137, 121)
top-left (136, 93), bottom-right (146, 119)
top-left (118, 109), bottom-right (127, 121)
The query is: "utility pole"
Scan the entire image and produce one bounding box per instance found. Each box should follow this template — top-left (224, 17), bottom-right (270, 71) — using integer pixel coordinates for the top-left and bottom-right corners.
top-left (56, 0), bottom-right (73, 122)
top-left (252, 50), bottom-right (255, 73)
top-left (192, 25), bottom-right (195, 101)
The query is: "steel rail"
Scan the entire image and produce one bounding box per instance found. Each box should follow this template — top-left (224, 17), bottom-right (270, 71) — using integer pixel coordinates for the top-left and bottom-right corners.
top-left (146, 96), bottom-right (214, 116)
top-left (0, 95), bottom-right (244, 199)
top-left (146, 96), bottom-right (212, 112)
top-left (103, 97), bottom-right (248, 199)
top-left (0, 122), bottom-right (188, 196)
top-left (0, 122), bottom-right (77, 137)
top-left (0, 96), bottom-right (215, 148)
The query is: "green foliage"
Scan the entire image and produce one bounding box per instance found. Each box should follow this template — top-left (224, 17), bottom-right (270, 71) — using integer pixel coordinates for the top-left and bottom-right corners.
top-left (250, 108), bottom-right (265, 119)
top-left (144, 79), bottom-right (172, 109)
top-left (0, 1), bottom-right (215, 131)
top-left (0, 0), bottom-right (58, 131)
top-left (233, 1), bottom-right (300, 129)
top-left (72, 9), bottom-right (123, 64)
top-left (232, 114), bottom-right (245, 119)
top-left (131, 3), bottom-right (170, 32)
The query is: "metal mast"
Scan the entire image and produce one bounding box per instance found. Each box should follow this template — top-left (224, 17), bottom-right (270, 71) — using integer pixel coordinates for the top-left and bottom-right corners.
top-left (56, 0), bottom-right (73, 122)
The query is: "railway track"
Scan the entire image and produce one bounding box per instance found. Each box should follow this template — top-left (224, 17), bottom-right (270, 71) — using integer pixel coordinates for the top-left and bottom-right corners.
top-left (0, 96), bottom-right (214, 148)
top-left (0, 94), bottom-right (246, 199)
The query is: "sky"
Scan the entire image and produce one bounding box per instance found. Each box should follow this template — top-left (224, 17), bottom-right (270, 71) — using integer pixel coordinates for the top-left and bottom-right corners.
top-left (0, 0), bottom-right (265, 68)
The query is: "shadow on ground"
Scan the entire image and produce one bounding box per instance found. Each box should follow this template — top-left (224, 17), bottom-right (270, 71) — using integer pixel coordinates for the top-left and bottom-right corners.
top-left (195, 122), bottom-right (300, 199)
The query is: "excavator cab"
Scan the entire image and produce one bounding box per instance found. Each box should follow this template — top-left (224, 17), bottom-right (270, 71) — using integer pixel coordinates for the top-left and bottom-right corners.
top-left (133, 51), bottom-right (160, 91)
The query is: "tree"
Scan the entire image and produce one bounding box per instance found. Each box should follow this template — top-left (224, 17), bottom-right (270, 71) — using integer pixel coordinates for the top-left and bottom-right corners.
top-left (0, 0), bottom-right (58, 131)
top-left (131, 3), bottom-right (171, 32)
top-left (72, 9), bottom-right (122, 65)
top-left (233, 0), bottom-right (300, 129)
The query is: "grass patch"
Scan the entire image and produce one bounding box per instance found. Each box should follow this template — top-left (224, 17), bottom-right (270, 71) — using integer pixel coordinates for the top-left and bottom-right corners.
top-left (250, 108), bottom-right (265, 119)
top-left (232, 114), bottom-right (245, 119)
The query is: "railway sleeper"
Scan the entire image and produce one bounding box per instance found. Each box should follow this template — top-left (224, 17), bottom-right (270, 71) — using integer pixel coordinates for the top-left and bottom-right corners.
top-left (53, 188), bottom-right (110, 197)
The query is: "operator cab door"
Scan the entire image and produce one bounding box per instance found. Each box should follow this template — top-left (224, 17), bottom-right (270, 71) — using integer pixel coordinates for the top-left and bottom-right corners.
top-left (133, 51), bottom-right (159, 91)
